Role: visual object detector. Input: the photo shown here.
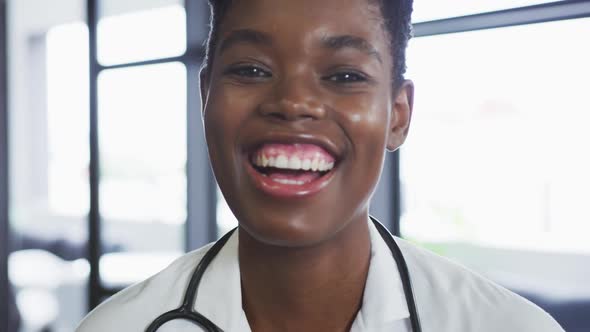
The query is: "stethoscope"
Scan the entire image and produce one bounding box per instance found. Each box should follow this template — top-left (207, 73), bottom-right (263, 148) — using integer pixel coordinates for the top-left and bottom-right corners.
top-left (146, 217), bottom-right (422, 332)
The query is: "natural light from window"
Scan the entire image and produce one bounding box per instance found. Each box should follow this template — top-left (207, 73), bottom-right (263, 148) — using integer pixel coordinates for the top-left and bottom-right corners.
top-left (97, 4), bottom-right (186, 65)
top-left (47, 23), bottom-right (90, 218)
top-left (402, 18), bottom-right (590, 254)
top-left (47, 8), bottom-right (187, 225)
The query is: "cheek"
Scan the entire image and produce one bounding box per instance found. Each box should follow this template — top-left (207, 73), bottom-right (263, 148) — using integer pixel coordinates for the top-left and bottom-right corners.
top-left (338, 95), bottom-right (390, 156)
top-left (205, 84), bottom-right (254, 143)
top-left (204, 88), bottom-right (244, 176)
top-left (204, 84), bottom-right (265, 187)
top-left (336, 94), bottom-right (391, 197)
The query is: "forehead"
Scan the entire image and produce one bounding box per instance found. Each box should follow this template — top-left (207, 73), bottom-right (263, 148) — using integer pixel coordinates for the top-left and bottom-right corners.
top-left (217, 0), bottom-right (390, 56)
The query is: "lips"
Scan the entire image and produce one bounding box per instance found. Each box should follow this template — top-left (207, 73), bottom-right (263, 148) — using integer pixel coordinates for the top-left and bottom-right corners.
top-left (244, 142), bottom-right (340, 198)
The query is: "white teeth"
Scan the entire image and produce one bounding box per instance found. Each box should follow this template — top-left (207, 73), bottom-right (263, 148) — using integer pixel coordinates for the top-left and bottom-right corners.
top-left (272, 178), bottom-right (306, 185)
top-left (289, 156), bottom-right (302, 170)
top-left (311, 158), bottom-right (319, 171)
top-left (302, 159), bottom-right (311, 171)
top-left (253, 153), bottom-right (335, 172)
top-left (275, 155), bottom-right (288, 169)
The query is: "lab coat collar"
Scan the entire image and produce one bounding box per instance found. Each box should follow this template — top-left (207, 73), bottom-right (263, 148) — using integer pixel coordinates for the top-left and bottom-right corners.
top-left (194, 221), bottom-right (410, 331)
top-left (194, 229), bottom-right (249, 331)
top-left (356, 220), bottom-right (410, 328)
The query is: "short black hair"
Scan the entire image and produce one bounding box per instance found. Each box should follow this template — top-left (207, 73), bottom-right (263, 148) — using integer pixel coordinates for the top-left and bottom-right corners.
top-left (203, 0), bottom-right (413, 87)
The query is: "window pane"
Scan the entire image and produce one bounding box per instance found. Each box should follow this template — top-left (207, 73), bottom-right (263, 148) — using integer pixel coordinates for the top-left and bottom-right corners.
top-left (403, 17), bottom-right (590, 252)
top-left (47, 24), bottom-right (90, 218)
top-left (98, 0), bottom-right (186, 66)
top-left (412, 0), bottom-right (563, 23)
top-left (97, 62), bottom-right (187, 288)
top-left (402, 19), bottom-right (590, 303)
top-left (7, 0), bottom-right (90, 329)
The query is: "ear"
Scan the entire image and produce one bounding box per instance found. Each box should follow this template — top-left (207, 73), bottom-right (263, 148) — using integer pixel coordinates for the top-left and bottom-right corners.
top-left (199, 66), bottom-right (210, 112)
top-left (386, 80), bottom-right (414, 152)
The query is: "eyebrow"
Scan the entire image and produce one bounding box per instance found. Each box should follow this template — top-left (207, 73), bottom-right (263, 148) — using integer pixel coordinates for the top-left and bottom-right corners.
top-left (321, 35), bottom-right (382, 63)
top-left (218, 30), bottom-right (382, 64)
top-left (218, 29), bottom-right (273, 54)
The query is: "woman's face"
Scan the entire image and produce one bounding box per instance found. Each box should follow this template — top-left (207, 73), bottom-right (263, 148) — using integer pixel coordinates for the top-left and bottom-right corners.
top-left (202, 0), bottom-right (413, 246)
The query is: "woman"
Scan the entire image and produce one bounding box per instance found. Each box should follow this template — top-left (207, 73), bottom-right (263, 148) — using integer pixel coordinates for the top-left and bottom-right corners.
top-left (77, 0), bottom-right (564, 331)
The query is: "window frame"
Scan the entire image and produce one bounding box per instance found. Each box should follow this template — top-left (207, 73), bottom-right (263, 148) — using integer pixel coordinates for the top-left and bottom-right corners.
top-left (402, 0), bottom-right (590, 239)
top-left (85, 0), bottom-right (216, 308)
top-left (383, 1), bottom-right (590, 242)
top-left (1, 0), bottom-right (11, 329)
top-left (413, 0), bottom-right (590, 37)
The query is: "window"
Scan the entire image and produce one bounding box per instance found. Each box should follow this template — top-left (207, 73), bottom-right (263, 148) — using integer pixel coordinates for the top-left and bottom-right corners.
top-left (97, 62), bottom-right (187, 255)
top-left (94, 1), bottom-right (192, 291)
top-left (7, 1), bottom-right (90, 330)
top-left (402, 17), bottom-right (590, 253)
top-left (401, 18), bottom-right (590, 311)
top-left (6, 0), bottom-right (203, 325)
top-left (47, 23), bottom-right (90, 218)
top-left (97, 0), bottom-right (186, 65)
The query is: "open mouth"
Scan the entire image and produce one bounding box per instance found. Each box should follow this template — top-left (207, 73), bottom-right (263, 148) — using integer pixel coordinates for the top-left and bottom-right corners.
top-left (246, 143), bottom-right (338, 197)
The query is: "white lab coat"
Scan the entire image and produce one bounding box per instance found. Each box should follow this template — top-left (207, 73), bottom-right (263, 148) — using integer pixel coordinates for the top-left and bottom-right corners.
top-left (77, 221), bottom-right (564, 331)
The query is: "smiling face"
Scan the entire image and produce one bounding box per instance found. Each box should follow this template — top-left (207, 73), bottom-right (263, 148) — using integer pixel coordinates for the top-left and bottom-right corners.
top-left (202, 0), bottom-right (413, 247)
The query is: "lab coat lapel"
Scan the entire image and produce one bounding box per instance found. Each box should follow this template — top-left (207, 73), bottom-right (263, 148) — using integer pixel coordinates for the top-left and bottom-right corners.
top-left (353, 222), bottom-right (411, 330)
top-left (193, 230), bottom-right (250, 332)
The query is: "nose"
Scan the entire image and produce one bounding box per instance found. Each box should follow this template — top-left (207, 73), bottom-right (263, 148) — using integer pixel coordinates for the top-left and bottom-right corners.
top-left (257, 76), bottom-right (326, 122)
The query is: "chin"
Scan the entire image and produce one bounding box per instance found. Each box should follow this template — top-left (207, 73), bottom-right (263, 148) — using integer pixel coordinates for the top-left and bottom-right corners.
top-left (237, 210), bottom-right (342, 248)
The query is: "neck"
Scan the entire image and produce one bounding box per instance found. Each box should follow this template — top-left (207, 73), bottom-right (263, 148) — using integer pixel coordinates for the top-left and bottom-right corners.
top-left (239, 217), bottom-right (371, 332)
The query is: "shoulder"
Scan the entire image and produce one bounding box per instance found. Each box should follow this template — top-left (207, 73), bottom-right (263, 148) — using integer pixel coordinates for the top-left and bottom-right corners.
top-left (394, 237), bottom-right (564, 332)
top-left (76, 243), bottom-right (214, 332)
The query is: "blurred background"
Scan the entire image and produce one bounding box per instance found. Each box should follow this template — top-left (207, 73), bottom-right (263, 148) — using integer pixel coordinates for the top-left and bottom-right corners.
top-left (0, 0), bottom-right (589, 331)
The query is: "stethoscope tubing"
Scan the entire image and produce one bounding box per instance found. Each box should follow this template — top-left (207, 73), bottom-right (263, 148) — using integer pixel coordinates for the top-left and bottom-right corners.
top-left (146, 309), bottom-right (222, 332)
top-left (145, 217), bottom-right (422, 332)
top-left (372, 218), bottom-right (422, 332)
top-left (145, 229), bottom-right (235, 332)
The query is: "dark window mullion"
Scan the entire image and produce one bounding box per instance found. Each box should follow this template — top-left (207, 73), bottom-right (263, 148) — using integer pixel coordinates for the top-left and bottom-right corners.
top-left (1, 0), bottom-right (11, 329)
top-left (413, 0), bottom-right (590, 37)
top-left (369, 152), bottom-right (400, 235)
top-left (86, 0), bottom-right (102, 311)
top-left (99, 54), bottom-right (187, 71)
top-left (100, 285), bottom-right (124, 297)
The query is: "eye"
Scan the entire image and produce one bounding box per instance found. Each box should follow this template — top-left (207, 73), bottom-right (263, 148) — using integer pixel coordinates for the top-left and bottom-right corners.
top-left (323, 71), bottom-right (368, 84)
top-left (224, 65), bottom-right (272, 79)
